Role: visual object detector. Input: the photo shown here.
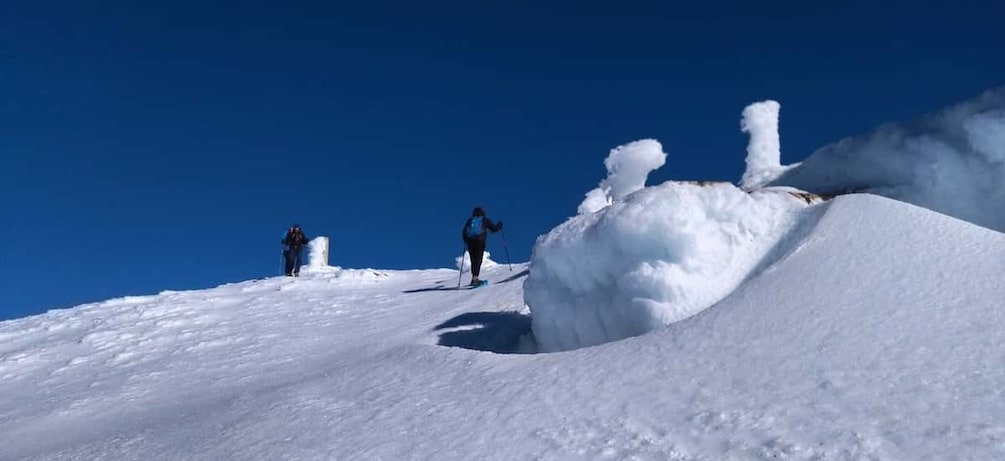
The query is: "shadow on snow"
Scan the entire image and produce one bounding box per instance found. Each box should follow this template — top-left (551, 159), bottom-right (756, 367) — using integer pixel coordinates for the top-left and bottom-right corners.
top-left (403, 269), bottom-right (530, 294)
top-left (434, 311), bottom-right (537, 354)
top-left (402, 285), bottom-right (466, 293)
top-left (497, 269), bottom-right (530, 284)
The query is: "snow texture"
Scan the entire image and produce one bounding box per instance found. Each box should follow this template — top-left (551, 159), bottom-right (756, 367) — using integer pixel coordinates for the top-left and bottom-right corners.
top-left (770, 86), bottom-right (1005, 231)
top-left (740, 100), bottom-right (794, 190)
top-left (527, 182), bottom-right (818, 352)
top-left (578, 139), bottom-right (667, 214)
top-left (0, 195), bottom-right (1002, 460)
top-left (530, 86), bottom-right (1005, 352)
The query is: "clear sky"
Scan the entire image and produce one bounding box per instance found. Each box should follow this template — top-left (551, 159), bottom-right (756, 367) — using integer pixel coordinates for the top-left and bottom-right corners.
top-left (1, 1), bottom-right (1002, 321)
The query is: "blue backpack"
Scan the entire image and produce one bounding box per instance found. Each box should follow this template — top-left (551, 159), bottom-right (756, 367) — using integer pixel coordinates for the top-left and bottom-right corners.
top-left (465, 216), bottom-right (484, 238)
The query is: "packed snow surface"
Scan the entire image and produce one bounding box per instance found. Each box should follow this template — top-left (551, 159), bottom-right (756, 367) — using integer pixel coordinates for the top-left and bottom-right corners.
top-left (1, 195), bottom-right (1002, 460)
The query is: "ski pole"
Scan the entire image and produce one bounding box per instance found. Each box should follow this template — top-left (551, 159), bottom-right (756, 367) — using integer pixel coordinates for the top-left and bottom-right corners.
top-left (457, 243), bottom-right (467, 289)
top-left (501, 230), bottom-right (512, 271)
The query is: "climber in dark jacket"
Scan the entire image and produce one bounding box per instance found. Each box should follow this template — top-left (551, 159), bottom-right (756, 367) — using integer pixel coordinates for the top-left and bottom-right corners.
top-left (281, 224), bottom-right (310, 276)
top-left (461, 207), bottom-right (502, 285)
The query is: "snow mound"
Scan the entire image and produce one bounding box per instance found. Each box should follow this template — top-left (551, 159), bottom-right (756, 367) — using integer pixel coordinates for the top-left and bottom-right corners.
top-left (525, 182), bottom-right (819, 352)
top-left (770, 86), bottom-right (1005, 231)
top-left (527, 88), bottom-right (1004, 352)
top-left (647, 193), bottom-right (1005, 459)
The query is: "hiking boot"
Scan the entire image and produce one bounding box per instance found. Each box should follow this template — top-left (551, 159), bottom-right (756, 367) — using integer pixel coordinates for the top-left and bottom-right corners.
top-left (469, 277), bottom-right (481, 286)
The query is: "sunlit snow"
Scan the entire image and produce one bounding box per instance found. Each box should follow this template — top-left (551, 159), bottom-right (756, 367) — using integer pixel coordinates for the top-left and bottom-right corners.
top-left (2, 90), bottom-right (1003, 460)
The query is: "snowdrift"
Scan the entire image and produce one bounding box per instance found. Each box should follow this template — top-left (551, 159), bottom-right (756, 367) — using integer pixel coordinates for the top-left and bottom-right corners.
top-left (525, 87), bottom-right (1004, 351)
top-left (605, 193), bottom-right (1005, 460)
top-left (770, 87), bottom-right (1005, 232)
top-left (525, 182), bottom-right (823, 352)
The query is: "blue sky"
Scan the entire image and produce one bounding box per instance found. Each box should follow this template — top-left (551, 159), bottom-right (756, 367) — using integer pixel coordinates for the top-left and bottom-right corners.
top-left (1, 1), bottom-right (1002, 320)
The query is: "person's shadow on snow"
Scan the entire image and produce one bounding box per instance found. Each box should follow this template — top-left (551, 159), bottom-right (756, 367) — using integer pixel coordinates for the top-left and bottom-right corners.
top-left (497, 269), bottom-right (529, 284)
top-left (402, 269), bottom-right (528, 294)
top-left (434, 311), bottom-right (536, 354)
top-left (402, 285), bottom-right (463, 293)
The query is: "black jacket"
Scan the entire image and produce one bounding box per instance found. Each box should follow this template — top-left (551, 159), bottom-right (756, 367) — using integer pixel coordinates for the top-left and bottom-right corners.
top-left (283, 229), bottom-right (310, 250)
top-left (461, 207), bottom-right (502, 244)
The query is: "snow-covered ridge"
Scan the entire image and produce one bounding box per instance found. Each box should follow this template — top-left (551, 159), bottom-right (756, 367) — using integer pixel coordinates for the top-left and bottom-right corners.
top-left (2, 194), bottom-right (1002, 459)
top-left (524, 97), bottom-right (820, 352)
top-left (632, 193), bottom-right (1005, 460)
top-left (770, 86), bottom-right (1005, 232)
top-left (2, 89), bottom-right (1003, 459)
top-left (524, 87), bottom-right (1003, 351)
top-left (0, 263), bottom-right (532, 459)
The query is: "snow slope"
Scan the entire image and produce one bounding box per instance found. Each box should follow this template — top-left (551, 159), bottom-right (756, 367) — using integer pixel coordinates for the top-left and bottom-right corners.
top-left (769, 87), bottom-right (1005, 232)
top-left (1, 194), bottom-right (1002, 460)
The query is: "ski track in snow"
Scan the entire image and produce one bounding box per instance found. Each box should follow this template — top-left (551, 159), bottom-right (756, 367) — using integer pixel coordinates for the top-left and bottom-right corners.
top-left (0, 195), bottom-right (1003, 460)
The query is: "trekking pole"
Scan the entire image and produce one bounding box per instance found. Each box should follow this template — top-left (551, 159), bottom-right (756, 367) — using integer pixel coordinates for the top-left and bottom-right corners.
top-left (501, 230), bottom-right (513, 271)
top-left (457, 243), bottom-right (467, 289)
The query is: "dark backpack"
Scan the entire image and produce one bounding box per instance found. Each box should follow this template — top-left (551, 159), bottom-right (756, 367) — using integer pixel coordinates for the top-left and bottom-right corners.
top-left (286, 229), bottom-right (306, 247)
top-left (465, 216), bottom-right (484, 238)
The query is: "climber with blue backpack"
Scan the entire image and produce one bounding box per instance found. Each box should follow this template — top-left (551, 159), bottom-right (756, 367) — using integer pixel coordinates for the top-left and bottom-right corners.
top-left (461, 206), bottom-right (503, 286)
